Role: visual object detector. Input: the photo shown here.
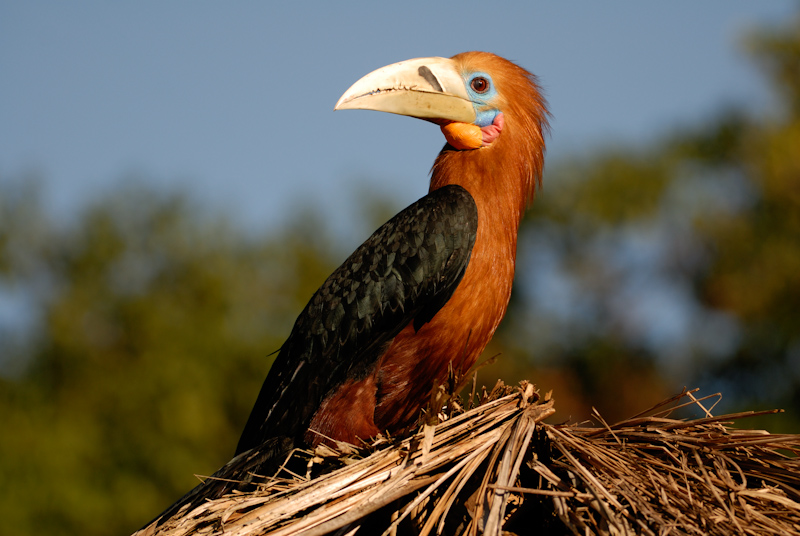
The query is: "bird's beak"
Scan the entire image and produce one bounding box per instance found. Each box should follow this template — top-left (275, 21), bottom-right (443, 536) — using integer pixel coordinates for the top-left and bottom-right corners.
top-left (334, 57), bottom-right (476, 124)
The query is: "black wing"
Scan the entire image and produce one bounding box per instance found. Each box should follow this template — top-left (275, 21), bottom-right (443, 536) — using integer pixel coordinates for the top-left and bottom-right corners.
top-left (236, 185), bottom-right (478, 454)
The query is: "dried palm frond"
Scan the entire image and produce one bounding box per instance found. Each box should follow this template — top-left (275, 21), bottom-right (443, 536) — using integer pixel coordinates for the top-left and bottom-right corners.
top-left (527, 388), bottom-right (800, 536)
top-left (136, 385), bottom-right (800, 536)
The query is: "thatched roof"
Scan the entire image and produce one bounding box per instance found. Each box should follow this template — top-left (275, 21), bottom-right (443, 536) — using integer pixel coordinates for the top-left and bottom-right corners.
top-left (136, 383), bottom-right (800, 536)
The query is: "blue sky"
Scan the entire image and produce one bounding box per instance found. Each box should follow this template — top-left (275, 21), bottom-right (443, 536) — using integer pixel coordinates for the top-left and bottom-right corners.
top-left (1, 2), bottom-right (797, 234)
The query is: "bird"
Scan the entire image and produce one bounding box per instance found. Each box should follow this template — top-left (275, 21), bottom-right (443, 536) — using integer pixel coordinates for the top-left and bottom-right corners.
top-left (135, 52), bottom-right (548, 533)
top-left (236, 51), bottom-right (549, 456)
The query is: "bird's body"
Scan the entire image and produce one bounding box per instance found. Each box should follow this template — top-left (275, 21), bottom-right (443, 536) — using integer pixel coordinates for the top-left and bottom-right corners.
top-left (236, 51), bottom-right (548, 455)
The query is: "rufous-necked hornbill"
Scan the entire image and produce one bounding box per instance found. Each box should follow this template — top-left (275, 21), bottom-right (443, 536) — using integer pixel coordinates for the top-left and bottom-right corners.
top-left (136, 51), bottom-right (548, 533)
top-left (236, 51), bottom-right (549, 456)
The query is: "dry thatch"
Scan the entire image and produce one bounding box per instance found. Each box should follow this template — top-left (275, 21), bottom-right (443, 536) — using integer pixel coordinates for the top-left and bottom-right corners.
top-left (136, 383), bottom-right (800, 536)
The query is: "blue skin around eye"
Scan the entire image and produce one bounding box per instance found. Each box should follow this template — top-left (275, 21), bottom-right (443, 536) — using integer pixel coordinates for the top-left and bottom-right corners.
top-left (465, 72), bottom-right (499, 127)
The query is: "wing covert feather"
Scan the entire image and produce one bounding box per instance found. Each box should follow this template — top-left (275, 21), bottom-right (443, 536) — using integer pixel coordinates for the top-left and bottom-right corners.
top-left (236, 185), bottom-right (477, 454)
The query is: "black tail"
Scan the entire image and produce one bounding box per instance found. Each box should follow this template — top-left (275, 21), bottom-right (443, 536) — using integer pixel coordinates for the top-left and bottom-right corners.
top-left (135, 436), bottom-right (294, 534)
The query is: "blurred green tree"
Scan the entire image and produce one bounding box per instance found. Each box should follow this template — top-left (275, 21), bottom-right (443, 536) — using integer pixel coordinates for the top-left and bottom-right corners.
top-left (0, 185), bottom-right (339, 535)
top-left (491, 15), bottom-right (800, 429)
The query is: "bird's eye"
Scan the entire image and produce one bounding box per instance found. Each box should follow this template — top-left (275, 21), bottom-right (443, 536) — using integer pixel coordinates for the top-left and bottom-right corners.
top-left (471, 77), bottom-right (489, 93)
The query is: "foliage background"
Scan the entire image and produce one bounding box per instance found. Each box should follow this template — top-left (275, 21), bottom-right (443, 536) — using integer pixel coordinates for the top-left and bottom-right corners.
top-left (1, 14), bottom-right (799, 536)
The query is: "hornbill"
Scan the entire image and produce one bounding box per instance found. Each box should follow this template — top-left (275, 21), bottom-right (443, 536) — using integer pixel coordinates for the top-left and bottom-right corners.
top-left (136, 51), bottom-right (548, 533)
top-left (237, 51), bottom-right (549, 455)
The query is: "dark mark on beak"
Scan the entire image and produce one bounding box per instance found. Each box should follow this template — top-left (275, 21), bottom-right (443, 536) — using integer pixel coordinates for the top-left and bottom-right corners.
top-left (418, 66), bottom-right (444, 93)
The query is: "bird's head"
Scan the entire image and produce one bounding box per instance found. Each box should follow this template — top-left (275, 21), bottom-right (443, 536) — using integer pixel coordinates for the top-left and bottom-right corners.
top-left (335, 51), bottom-right (547, 153)
top-left (335, 52), bottom-right (549, 211)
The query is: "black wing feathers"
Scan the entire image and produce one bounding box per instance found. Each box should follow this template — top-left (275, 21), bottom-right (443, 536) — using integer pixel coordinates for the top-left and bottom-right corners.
top-left (236, 185), bottom-right (477, 455)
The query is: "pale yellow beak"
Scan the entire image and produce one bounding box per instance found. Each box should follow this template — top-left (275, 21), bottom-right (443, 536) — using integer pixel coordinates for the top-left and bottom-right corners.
top-left (334, 57), bottom-right (476, 124)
